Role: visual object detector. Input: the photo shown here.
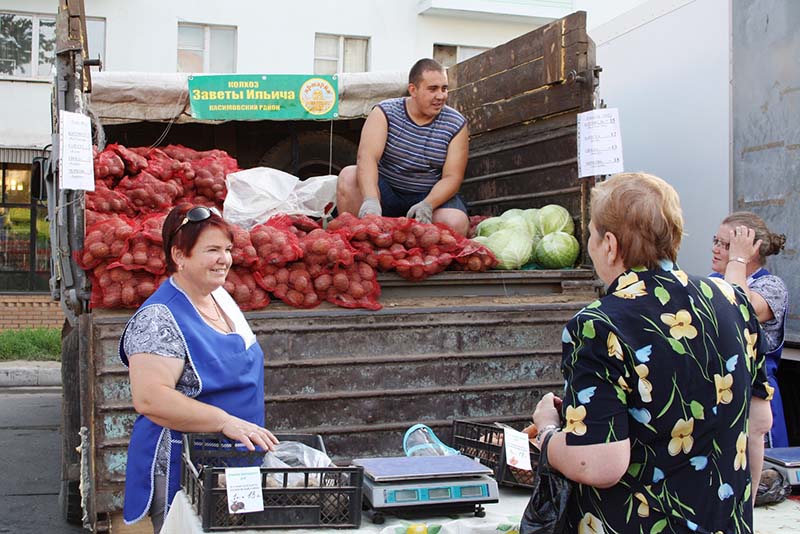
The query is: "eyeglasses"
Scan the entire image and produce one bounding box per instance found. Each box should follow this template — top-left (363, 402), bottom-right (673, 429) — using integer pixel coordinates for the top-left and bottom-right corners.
top-left (171, 206), bottom-right (220, 239)
top-left (712, 236), bottom-right (730, 250)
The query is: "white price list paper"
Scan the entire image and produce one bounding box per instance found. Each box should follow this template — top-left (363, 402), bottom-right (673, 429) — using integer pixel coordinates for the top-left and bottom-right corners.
top-left (577, 108), bottom-right (624, 178)
top-left (503, 427), bottom-right (532, 472)
top-left (58, 110), bottom-right (95, 191)
top-left (224, 466), bottom-right (264, 514)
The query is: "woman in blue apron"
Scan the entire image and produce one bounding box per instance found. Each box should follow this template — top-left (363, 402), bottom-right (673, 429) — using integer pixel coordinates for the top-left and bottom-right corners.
top-left (711, 211), bottom-right (789, 448)
top-left (119, 204), bottom-right (278, 533)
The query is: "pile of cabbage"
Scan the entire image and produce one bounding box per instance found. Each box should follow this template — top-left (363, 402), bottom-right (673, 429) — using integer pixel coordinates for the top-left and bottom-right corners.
top-left (472, 205), bottom-right (579, 269)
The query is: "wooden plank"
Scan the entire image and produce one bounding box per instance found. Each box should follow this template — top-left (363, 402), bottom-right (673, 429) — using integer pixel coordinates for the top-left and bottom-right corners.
top-left (463, 82), bottom-right (582, 136)
top-left (463, 164), bottom-right (579, 202)
top-left (452, 11), bottom-right (588, 89)
top-left (466, 130), bottom-right (577, 181)
top-left (451, 24), bottom-right (549, 87)
top-left (469, 113), bottom-right (577, 154)
top-left (543, 18), bottom-right (564, 85)
top-left (451, 59), bottom-right (545, 114)
top-left (563, 11), bottom-right (588, 46)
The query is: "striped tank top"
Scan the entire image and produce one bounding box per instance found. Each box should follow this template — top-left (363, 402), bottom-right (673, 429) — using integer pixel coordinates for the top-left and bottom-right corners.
top-left (377, 97), bottom-right (467, 193)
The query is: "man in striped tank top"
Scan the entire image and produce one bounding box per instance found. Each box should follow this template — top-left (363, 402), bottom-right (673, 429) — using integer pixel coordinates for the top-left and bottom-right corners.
top-left (336, 58), bottom-right (470, 236)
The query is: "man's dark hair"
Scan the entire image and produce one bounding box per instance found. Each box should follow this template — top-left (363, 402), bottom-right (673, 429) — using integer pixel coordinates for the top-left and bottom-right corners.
top-left (409, 58), bottom-right (445, 86)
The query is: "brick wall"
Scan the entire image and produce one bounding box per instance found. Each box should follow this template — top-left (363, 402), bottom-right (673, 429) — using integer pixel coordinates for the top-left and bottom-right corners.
top-left (0, 294), bottom-right (64, 331)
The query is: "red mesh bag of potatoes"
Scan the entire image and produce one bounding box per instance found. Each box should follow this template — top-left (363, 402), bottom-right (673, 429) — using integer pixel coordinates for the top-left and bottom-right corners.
top-left (187, 152), bottom-right (238, 205)
top-left (230, 224), bottom-right (258, 267)
top-left (136, 148), bottom-right (176, 182)
top-left (394, 248), bottom-right (454, 282)
top-left (468, 215), bottom-right (489, 238)
top-left (89, 264), bottom-right (165, 309)
top-left (224, 267), bottom-right (269, 311)
top-left (117, 171), bottom-right (183, 214)
top-left (85, 209), bottom-right (112, 228)
top-left (161, 144), bottom-right (201, 162)
top-left (298, 228), bottom-right (356, 269)
top-left (110, 233), bottom-right (166, 275)
top-left (402, 222), bottom-right (462, 252)
top-left (110, 144), bottom-right (149, 175)
top-left (250, 220), bottom-right (303, 269)
top-left (140, 212), bottom-right (167, 245)
top-left (78, 216), bottom-right (138, 270)
top-left (287, 214), bottom-right (321, 235)
top-left (321, 261), bottom-right (381, 311)
top-left (450, 240), bottom-right (499, 272)
top-left (257, 263), bottom-right (321, 309)
top-left (93, 147), bottom-right (125, 183)
top-left (86, 182), bottom-right (135, 216)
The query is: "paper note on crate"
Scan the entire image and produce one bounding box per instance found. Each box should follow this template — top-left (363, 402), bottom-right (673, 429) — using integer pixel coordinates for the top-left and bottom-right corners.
top-left (503, 427), bottom-right (532, 471)
top-left (577, 107), bottom-right (624, 178)
top-left (224, 466), bottom-right (264, 514)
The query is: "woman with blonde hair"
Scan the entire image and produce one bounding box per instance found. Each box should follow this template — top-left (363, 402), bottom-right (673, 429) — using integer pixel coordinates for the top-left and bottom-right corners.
top-left (711, 211), bottom-right (789, 448)
top-left (531, 173), bottom-right (772, 534)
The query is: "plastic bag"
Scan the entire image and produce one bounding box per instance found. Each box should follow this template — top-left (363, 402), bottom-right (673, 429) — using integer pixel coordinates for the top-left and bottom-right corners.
top-left (520, 432), bottom-right (572, 534)
top-left (223, 167), bottom-right (299, 229)
top-left (261, 440), bottom-right (335, 487)
top-left (403, 424), bottom-right (459, 457)
top-left (755, 468), bottom-right (790, 507)
top-left (223, 168), bottom-right (337, 229)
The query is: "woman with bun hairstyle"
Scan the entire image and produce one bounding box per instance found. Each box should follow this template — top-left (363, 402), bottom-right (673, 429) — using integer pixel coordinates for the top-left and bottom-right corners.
top-left (711, 211), bottom-right (789, 447)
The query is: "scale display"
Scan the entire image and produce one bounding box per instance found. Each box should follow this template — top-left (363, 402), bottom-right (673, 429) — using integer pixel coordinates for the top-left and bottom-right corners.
top-left (764, 447), bottom-right (800, 485)
top-left (354, 455), bottom-right (499, 523)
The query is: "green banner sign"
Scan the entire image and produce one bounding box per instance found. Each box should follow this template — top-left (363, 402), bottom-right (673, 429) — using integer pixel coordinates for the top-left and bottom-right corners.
top-left (188, 74), bottom-right (339, 120)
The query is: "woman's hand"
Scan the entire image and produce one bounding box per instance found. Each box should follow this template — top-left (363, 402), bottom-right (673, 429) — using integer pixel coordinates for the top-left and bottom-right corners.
top-left (727, 225), bottom-right (761, 263)
top-left (220, 415), bottom-right (279, 452)
top-left (533, 392), bottom-right (562, 429)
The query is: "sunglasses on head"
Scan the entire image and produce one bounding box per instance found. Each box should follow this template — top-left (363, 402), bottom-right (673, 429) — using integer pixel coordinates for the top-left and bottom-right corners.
top-left (171, 206), bottom-right (220, 239)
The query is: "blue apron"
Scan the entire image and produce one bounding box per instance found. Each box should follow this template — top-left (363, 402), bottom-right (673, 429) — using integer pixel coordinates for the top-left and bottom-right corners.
top-left (119, 279), bottom-right (265, 524)
top-left (709, 269), bottom-right (788, 447)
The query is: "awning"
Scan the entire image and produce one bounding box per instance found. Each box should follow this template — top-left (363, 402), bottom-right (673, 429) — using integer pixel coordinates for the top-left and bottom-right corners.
top-left (0, 146), bottom-right (51, 165)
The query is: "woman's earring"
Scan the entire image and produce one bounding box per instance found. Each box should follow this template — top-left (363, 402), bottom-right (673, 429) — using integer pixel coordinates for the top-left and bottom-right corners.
top-left (178, 264), bottom-right (184, 271)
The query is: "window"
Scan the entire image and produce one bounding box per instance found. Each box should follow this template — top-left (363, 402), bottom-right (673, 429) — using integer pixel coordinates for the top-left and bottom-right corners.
top-left (314, 34), bottom-right (369, 75)
top-left (433, 44), bottom-right (489, 69)
top-left (85, 18), bottom-right (106, 67)
top-left (0, 12), bottom-right (106, 79)
top-left (178, 23), bottom-right (236, 73)
top-left (0, 12), bottom-right (55, 78)
top-left (0, 163), bottom-right (49, 291)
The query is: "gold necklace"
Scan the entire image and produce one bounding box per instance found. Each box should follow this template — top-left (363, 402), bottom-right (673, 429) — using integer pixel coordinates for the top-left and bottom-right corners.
top-left (196, 299), bottom-right (230, 332)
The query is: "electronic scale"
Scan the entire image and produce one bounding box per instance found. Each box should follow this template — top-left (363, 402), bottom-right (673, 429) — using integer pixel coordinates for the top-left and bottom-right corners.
top-left (763, 447), bottom-right (800, 486)
top-left (353, 455), bottom-right (500, 524)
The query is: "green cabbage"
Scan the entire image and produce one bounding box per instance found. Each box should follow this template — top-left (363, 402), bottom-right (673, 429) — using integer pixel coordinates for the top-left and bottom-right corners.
top-left (538, 204), bottom-right (575, 236)
top-left (522, 208), bottom-right (541, 238)
top-left (475, 217), bottom-right (505, 237)
top-left (484, 228), bottom-right (534, 269)
top-left (533, 231), bottom-right (580, 269)
top-left (500, 208), bottom-right (525, 220)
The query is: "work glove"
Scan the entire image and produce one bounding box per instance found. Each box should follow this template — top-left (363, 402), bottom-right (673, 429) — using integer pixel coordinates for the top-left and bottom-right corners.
top-left (406, 201), bottom-right (433, 224)
top-left (358, 197), bottom-right (382, 218)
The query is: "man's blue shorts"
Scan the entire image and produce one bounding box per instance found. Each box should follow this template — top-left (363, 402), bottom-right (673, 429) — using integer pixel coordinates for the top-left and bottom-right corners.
top-left (378, 177), bottom-right (468, 217)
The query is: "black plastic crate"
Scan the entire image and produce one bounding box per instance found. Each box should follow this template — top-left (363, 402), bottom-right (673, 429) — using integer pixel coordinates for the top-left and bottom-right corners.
top-left (182, 433), bottom-right (363, 531)
top-left (451, 420), bottom-right (539, 489)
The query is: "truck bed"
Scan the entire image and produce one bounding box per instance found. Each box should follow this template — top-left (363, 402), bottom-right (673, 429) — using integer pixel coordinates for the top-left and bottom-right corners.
top-left (83, 269), bottom-right (598, 513)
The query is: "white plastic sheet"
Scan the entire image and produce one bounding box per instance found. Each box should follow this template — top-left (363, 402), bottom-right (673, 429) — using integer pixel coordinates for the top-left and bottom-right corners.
top-left (222, 167), bottom-right (337, 229)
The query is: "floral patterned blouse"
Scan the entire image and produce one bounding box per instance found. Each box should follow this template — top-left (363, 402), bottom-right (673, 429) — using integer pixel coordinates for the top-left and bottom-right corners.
top-left (560, 262), bottom-right (771, 534)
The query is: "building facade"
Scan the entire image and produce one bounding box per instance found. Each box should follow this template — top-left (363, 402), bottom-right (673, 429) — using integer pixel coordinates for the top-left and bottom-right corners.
top-left (0, 0), bottom-right (644, 328)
